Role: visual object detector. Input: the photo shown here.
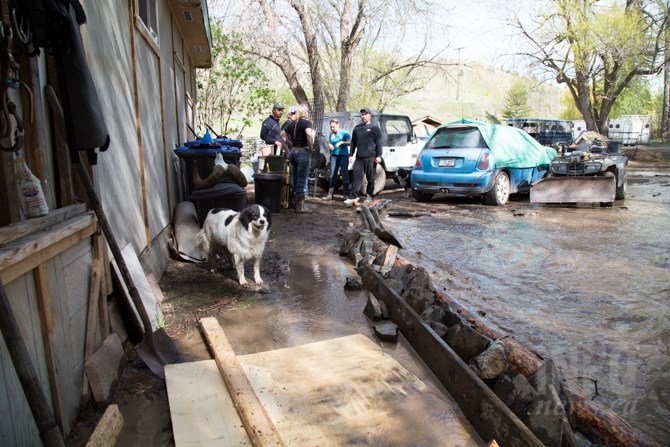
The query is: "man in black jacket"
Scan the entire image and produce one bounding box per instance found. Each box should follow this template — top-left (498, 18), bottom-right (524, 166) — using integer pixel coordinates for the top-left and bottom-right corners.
top-left (345, 108), bottom-right (382, 205)
top-left (260, 102), bottom-right (285, 155)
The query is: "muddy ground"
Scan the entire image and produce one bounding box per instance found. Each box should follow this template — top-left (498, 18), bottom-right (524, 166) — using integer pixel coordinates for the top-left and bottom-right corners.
top-left (65, 146), bottom-right (670, 446)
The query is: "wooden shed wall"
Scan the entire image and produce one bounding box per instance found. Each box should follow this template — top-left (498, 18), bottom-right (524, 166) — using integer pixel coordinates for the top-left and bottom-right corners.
top-left (0, 0), bottom-right (204, 443)
top-left (0, 237), bottom-right (98, 445)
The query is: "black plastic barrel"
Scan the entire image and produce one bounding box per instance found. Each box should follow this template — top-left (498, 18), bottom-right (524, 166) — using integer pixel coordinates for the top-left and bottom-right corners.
top-left (253, 173), bottom-right (284, 213)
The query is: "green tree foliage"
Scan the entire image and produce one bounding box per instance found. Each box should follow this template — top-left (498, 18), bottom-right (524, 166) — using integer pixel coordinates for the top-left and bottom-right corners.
top-left (196, 19), bottom-right (274, 137)
top-left (512, 1), bottom-right (670, 134)
top-left (502, 80), bottom-right (531, 118)
top-left (610, 76), bottom-right (653, 118)
top-left (559, 90), bottom-right (582, 120)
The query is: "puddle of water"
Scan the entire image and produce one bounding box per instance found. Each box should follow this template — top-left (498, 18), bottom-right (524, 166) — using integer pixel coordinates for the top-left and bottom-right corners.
top-left (392, 180), bottom-right (670, 444)
top-left (216, 253), bottom-right (481, 444)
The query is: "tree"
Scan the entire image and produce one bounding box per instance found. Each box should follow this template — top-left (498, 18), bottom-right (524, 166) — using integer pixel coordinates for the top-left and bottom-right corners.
top-left (502, 80), bottom-right (532, 118)
top-left (230, 0), bottom-right (448, 117)
top-left (511, 0), bottom-right (670, 134)
top-left (609, 76), bottom-right (653, 117)
top-left (196, 19), bottom-right (274, 137)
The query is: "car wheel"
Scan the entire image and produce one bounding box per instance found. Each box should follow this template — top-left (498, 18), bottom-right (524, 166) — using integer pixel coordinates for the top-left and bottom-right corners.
top-left (412, 189), bottom-right (433, 202)
top-left (361, 164), bottom-right (386, 195)
top-left (615, 170), bottom-right (627, 200)
top-left (485, 171), bottom-right (510, 206)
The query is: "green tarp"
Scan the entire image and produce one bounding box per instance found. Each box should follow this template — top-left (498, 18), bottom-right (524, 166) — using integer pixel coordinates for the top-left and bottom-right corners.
top-left (445, 119), bottom-right (557, 169)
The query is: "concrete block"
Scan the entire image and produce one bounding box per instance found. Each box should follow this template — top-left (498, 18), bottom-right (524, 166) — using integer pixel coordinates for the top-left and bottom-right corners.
top-left (85, 333), bottom-right (125, 406)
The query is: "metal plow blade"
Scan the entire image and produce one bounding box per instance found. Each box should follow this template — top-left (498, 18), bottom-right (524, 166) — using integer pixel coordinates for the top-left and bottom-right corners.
top-left (530, 176), bottom-right (616, 204)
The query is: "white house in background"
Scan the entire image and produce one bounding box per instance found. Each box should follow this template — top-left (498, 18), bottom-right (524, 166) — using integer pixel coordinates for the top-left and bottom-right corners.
top-left (608, 115), bottom-right (652, 145)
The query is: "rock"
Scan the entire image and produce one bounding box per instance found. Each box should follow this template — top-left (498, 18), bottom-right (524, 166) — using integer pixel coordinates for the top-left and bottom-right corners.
top-left (386, 264), bottom-right (415, 283)
top-left (378, 300), bottom-right (390, 320)
top-left (444, 309), bottom-right (462, 327)
top-left (421, 304), bottom-right (447, 324)
top-left (402, 287), bottom-right (435, 315)
top-left (339, 229), bottom-right (362, 256)
top-left (427, 320), bottom-right (449, 338)
top-left (356, 254), bottom-right (375, 275)
top-left (374, 321), bottom-right (398, 342)
top-left (363, 294), bottom-right (383, 321)
top-left (386, 278), bottom-right (404, 296)
top-left (522, 384), bottom-right (576, 447)
top-left (402, 266), bottom-right (434, 291)
top-left (359, 231), bottom-right (374, 257)
top-left (469, 340), bottom-right (508, 380)
top-left (374, 245), bottom-right (398, 267)
top-left (445, 322), bottom-right (491, 362)
top-left (493, 374), bottom-right (538, 416)
top-left (344, 277), bottom-right (362, 291)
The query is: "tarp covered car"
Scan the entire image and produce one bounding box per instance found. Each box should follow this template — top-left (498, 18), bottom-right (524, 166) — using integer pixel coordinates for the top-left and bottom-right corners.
top-left (410, 119), bottom-right (556, 205)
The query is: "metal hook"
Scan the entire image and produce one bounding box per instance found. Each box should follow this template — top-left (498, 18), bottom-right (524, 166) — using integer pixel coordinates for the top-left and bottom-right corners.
top-left (11, 8), bottom-right (29, 45)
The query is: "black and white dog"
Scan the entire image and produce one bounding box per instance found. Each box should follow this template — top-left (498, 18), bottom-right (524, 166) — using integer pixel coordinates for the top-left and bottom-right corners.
top-left (396, 168), bottom-right (412, 198)
top-left (195, 205), bottom-right (272, 286)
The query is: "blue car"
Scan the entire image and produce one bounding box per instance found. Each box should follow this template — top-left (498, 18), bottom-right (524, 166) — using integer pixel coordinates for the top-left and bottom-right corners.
top-left (410, 120), bottom-right (557, 205)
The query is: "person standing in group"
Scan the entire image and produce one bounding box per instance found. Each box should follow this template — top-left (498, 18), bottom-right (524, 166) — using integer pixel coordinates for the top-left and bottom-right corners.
top-left (282, 106), bottom-right (298, 131)
top-left (260, 102), bottom-right (285, 156)
top-left (281, 104), bottom-right (315, 214)
top-left (345, 108), bottom-right (382, 205)
top-left (322, 119), bottom-right (351, 201)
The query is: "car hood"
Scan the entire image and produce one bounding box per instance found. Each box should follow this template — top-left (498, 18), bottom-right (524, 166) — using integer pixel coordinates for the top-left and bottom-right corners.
top-left (442, 119), bottom-right (557, 169)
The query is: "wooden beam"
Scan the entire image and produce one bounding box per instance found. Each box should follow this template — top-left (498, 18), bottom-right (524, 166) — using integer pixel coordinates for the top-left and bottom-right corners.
top-left (84, 404), bottom-right (123, 447)
top-left (0, 204), bottom-right (86, 247)
top-left (200, 317), bottom-right (286, 447)
top-left (0, 212), bottom-right (97, 284)
top-left (361, 267), bottom-right (544, 447)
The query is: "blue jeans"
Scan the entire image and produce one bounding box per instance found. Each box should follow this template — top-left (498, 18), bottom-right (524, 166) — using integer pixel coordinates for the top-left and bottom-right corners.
top-left (289, 149), bottom-right (311, 197)
top-left (329, 154), bottom-right (350, 189)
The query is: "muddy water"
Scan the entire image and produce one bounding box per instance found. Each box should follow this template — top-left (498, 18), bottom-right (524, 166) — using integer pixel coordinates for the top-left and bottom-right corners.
top-left (390, 169), bottom-right (670, 444)
top-left (217, 253), bottom-right (481, 445)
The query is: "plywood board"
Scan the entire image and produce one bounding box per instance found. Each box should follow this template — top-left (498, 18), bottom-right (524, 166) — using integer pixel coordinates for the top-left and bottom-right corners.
top-left (165, 360), bottom-right (251, 446)
top-left (168, 333), bottom-right (481, 446)
top-left (238, 334), bottom-right (480, 446)
top-left (110, 244), bottom-right (163, 332)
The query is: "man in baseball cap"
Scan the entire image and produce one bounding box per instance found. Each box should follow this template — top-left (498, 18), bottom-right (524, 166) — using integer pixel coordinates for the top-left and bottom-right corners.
top-left (345, 107), bottom-right (382, 205)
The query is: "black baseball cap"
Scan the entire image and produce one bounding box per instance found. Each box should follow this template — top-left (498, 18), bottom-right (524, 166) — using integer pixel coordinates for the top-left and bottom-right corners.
top-left (360, 108), bottom-right (371, 114)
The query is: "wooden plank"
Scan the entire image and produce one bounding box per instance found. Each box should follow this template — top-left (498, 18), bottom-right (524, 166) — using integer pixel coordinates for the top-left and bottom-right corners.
top-left (93, 235), bottom-right (110, 336)
top-left (33, 263), bottom-right (67, 433)
top-left (82, 260), bottom-right (102, 403)
top-left (84, 404), bottom-right (123, 447)
top-left (0, 150), bottom-right (20, 225)
top-left (165, 360), bottom-right (251, 446)
top-left (237, 334), bottom-right (481, 446)
top-left (361, 267), bottom-right (544, 447)
top-left (200, 317), bottom-right (285, 447)
top-left (110, 244), bottom-right (163, 333)
top-left (0, 205), bottom-right (87, 248)
top-left (0, 212), bottom-right (97, 284)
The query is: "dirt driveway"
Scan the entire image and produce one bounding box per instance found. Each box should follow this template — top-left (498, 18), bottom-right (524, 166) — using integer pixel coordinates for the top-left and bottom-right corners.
top-left (66, 146), bottom-right (670, 446)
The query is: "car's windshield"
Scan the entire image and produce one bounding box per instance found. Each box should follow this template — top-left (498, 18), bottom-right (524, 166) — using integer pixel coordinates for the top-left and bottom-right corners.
top-left (425, 127), bottom-right (487, 149)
